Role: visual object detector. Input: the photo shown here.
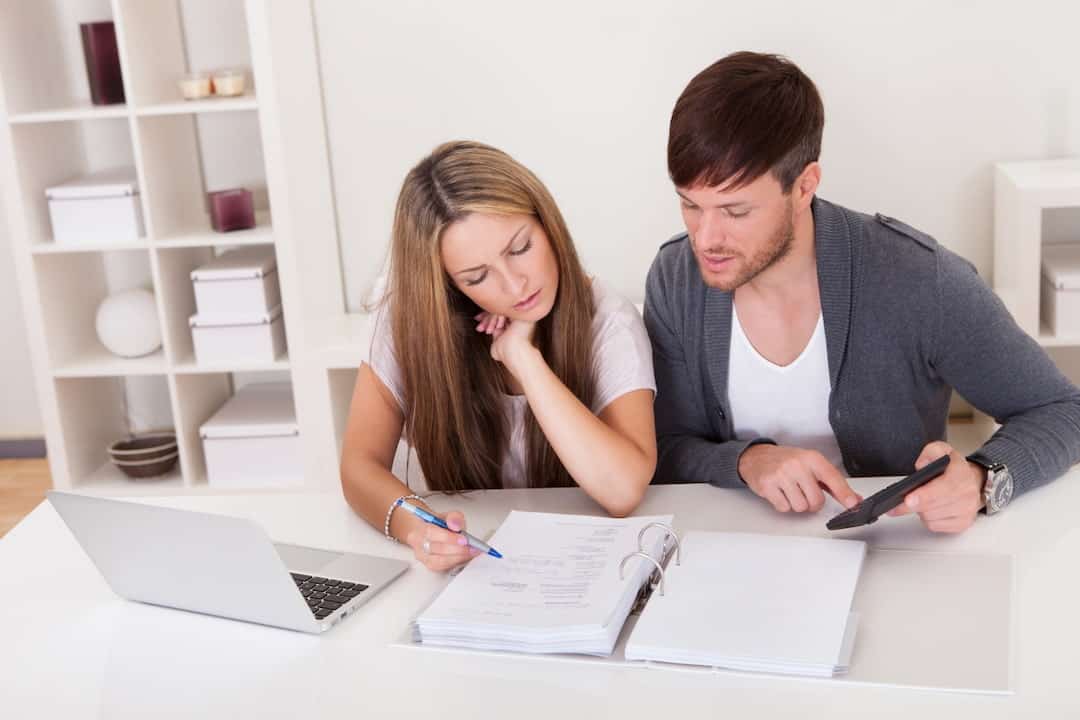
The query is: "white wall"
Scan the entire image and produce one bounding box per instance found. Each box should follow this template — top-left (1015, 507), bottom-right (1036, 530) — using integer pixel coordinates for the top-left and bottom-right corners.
top-left (313, 0), bottom-right (1080, 310)
top-left (0, 197), bottom-right (42, 437)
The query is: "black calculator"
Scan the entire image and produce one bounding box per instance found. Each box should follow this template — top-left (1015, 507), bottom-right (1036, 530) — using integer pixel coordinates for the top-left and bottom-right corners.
top-left (826, 455), bottom-right (951, 530)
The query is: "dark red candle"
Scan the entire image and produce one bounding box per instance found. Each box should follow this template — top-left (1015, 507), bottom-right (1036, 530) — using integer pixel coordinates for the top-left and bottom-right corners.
top-left (208, 189), bottom-right (256, 232)
top-left (80, 22), bottom-right (125, 105)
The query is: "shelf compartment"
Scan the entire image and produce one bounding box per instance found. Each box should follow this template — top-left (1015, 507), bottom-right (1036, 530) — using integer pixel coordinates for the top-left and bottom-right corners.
top-left (54, 375), bottom-right (178, 490)
top-left (34, 249), bottom-right (162, 373)
top-left (8, 119), bottom-right (137, 248)
top-left (156, 245), bottom-right (288, 370)
top-left (183, 377), bottom-right (302, 490)
top-left (0, 0), bottom-right (123, 118)
top-left (135, 111), bottom-right (268, 241)
top-left (115, 0), bottom-right (254, 108)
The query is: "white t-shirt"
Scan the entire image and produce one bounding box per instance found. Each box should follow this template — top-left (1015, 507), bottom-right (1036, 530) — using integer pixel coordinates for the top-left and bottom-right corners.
top-left (367, 278), bottom-right (656, 487)
top-left (728, 306), bottom-right (844, 469)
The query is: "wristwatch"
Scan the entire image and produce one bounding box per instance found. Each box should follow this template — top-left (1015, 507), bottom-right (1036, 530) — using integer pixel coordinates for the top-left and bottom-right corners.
top-left (967, 453), bottom-right (1014, 515)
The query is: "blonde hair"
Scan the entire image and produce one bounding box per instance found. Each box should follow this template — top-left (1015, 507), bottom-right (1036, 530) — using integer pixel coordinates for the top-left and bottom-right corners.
top-left (385, 140), bottom-right (595, 491)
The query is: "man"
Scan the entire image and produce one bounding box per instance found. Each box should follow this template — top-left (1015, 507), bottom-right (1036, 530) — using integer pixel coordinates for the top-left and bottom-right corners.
top-left (645, 51), bottom-right (1080, 533)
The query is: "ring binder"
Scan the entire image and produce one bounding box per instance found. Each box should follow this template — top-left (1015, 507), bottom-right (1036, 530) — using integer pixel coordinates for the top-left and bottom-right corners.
top-left (619, 551), bottom-right (667, 596)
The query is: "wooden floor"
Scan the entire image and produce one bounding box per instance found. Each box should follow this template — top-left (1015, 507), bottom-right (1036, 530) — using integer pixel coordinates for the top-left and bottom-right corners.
top-left (0, 458), bottom-right (52, 538)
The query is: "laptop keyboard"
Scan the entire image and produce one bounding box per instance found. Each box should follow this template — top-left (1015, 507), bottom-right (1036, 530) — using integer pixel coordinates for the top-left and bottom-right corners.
top-left (291, 573), bottom-right (369, 620)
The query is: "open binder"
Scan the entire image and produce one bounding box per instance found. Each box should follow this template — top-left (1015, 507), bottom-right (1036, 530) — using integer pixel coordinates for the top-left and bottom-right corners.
top-left (412, 512), bottom-right (864, 677)
top-left (406, 511), bottom-right (1014, 694)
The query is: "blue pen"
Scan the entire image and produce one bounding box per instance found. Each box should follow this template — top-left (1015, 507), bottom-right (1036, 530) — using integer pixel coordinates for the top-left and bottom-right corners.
top-left (397, 499), bottom-right (503, 559)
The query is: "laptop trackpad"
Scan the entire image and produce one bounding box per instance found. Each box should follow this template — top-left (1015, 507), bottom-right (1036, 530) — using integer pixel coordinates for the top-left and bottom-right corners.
top-left (274, 543), bottom-right (344, 573)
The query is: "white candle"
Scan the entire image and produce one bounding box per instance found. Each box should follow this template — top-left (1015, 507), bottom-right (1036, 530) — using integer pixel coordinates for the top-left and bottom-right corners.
top-left (179, 72), bottom-right (212, 100)
top-left (212, 69), bottom-right (246, 97)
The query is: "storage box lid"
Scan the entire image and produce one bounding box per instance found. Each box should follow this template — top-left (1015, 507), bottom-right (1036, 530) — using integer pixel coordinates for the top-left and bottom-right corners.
top-left (45, 167), bottom-right (139, 200)
top-left (200, 382), bottom-right (298, 439)
top-left (1041, 244), bottom-right (1080, 290)
top-left (191, 246), bottom-right (277, 281)
top-left (189, 304), bottom-right (282, 328)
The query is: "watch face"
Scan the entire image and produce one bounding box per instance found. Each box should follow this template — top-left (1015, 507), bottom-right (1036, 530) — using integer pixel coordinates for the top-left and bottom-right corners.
top-left (990, 468), bottom-right (1013, 511)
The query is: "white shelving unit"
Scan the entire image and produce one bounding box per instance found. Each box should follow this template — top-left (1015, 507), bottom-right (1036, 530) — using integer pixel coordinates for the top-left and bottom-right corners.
top-left (0, 0), bottom-right (347, 494)
top-left (993, 157), bottom-right (1080, 346)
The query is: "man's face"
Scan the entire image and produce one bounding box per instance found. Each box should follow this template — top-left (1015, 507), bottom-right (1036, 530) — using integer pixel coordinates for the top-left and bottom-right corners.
top-left (676, 171), bottom-right (796, 291)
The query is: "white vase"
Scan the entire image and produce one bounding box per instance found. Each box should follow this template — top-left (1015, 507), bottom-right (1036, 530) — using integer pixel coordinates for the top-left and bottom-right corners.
top-left (95, 288), bottom-right (162, 358)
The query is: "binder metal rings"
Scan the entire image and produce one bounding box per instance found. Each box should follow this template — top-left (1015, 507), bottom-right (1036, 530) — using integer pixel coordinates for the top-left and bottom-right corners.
top-left (619, 523), bottom-right (682, 598)
top-left (637, 522), bottom-right (682, 566)
top-left (619, 552), bottom-right (667, 596)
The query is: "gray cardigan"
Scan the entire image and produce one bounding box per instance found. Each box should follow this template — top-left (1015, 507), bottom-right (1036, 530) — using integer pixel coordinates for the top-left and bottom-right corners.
top-left (643, 196), bottom-right (1080, 498)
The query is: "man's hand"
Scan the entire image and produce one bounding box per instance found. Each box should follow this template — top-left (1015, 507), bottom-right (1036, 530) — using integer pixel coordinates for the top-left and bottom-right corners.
top-left (887, 441), bottom-right (985, 533)
top-left (738, 444), bottom-right (861, 513)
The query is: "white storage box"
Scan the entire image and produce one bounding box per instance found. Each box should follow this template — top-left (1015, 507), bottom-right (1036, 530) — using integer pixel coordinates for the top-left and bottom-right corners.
top-left (45, 167), bottom-right (144, 245)
top-left (191, 246), bottom-right (281, 316)
top-left (189, 305), bottom-right (286, 365)
top-left (200, 382), bottom-right (302, 488)
top-left (1040, 244), bottom-right (1080, 337)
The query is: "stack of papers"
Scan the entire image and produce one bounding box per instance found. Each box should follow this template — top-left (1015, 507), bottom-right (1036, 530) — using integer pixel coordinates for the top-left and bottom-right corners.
top-left (416, 511), bottom-right (674, 656)
top-left (624, 531), bottom-right (866, 677)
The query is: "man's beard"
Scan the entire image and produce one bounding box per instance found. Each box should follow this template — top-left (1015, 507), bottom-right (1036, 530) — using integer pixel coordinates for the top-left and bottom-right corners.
top-left (696, 200), bottom-right (796, 292)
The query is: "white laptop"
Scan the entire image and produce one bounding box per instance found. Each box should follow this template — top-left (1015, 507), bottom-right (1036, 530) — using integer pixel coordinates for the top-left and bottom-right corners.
top-left (48, 491), bottom-right (409, 634)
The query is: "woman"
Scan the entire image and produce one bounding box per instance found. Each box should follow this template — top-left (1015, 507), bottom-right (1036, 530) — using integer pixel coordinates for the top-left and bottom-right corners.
top-left (340, 140), bottom-right (656, 571)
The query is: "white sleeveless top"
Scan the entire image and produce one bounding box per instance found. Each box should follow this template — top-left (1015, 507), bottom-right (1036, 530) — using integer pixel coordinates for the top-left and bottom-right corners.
top-left (727, 306), bottom-right (844, 469)
top-left (367, 278), bottom-right (656, 487)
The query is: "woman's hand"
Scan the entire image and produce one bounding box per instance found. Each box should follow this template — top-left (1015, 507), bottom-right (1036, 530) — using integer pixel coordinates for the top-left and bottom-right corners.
top-left (475, 311), bottom-right (538, 376)
top-left (403, 510), bottom-right (479, 572)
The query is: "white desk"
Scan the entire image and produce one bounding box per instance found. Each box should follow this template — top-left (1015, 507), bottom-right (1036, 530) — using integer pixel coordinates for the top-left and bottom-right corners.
top-left (2, 473), bottom-right (1079, 718)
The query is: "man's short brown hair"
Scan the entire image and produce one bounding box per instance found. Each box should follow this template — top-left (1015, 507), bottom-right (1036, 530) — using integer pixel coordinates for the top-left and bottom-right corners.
top-left (668, 51), bottom-right (824, 193)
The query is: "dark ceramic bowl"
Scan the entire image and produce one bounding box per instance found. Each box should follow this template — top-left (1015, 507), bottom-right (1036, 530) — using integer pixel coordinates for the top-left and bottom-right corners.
top-left (108, 434), bottom-right (178, 479)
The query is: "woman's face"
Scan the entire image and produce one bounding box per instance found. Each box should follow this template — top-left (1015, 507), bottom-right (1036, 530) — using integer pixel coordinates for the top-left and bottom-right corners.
top-left (440, 212), bottom-right (559, 321)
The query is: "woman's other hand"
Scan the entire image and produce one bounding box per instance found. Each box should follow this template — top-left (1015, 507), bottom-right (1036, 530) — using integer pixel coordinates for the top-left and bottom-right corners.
top-left (476, 311), bottom-right (538, 372)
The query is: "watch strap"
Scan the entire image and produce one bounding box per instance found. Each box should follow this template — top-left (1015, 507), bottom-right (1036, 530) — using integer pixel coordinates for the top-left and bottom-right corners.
top-left (966, 452), bottom-right (1002, 472)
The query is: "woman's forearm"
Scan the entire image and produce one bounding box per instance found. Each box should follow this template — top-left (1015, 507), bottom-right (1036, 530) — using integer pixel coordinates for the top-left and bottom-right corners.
top-left (511, 348), bottom-right (653, 516)
top-left (340, 454), bottom-right (429, 541)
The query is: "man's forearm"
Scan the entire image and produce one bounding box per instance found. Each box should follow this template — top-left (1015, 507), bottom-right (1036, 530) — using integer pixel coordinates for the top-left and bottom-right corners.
top-left (656, 433), bottom-right (772, 487)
